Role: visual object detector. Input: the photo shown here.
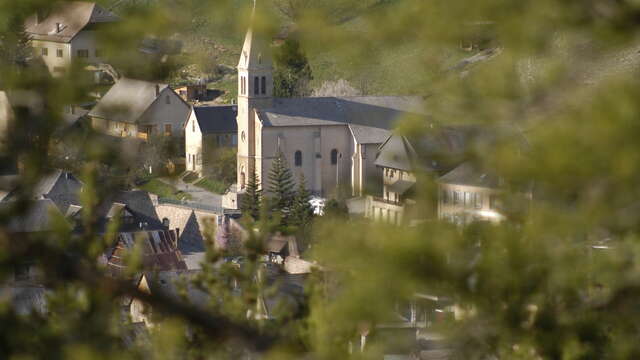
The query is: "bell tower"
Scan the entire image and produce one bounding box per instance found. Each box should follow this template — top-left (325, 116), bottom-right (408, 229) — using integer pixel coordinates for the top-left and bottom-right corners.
top-left (236, 6), bottom-right (273, 191)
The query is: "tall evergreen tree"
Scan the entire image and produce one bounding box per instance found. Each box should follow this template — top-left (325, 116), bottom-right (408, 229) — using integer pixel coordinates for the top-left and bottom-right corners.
top-left (290, 173), bottom-right (314, 227)
top-left (267, 151), bottom-right (295, 220)
top-left (241, 169), bottom-right (262, 220)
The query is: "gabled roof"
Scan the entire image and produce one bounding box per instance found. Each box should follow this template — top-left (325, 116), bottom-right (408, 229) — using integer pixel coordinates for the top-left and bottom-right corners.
top-left (1, 199), bottom-right (66, 233)
top-left (2, 170), bottom-right (83, 213)
top-left (257, 97), bottom-right (425, 142)
top-left (88, 78), bottom-right (168, 124)
top-left (25, 2), bottom-right (118, 43)
top-left (438, 162), bottom-right (501, 188)
top-left (192, 105), bottom-right (237, 134)
top-left (374, 135), bottom-right (418, 171)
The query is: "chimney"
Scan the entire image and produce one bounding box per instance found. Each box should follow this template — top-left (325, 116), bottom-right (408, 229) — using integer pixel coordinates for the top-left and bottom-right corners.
top-left (155, 84), bottom-right (160, 97)
top-left (56, 22), bottom-right (62, 33)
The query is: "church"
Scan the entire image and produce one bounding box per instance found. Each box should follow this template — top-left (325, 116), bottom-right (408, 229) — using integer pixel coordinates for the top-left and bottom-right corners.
top-left (232, 20), bottom-right (426, 200)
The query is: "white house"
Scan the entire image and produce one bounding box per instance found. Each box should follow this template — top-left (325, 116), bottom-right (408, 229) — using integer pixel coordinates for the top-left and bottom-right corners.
top-left (25, 1), bottom-right (118, 76)
top-left (185, 105), bottom-right (238, 174)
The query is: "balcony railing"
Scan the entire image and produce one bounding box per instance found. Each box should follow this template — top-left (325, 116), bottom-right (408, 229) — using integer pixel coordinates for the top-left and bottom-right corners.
top-left (372, 196), bottom-right (403, 206)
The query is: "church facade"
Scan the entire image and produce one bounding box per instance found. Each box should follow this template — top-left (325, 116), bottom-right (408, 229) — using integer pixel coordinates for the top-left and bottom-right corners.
top-left (234, 23), bottom-right (426, 199)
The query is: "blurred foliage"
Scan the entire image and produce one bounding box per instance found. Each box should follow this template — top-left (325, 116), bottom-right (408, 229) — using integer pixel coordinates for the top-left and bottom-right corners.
top-left (1, 0), bottom-right (640, 359)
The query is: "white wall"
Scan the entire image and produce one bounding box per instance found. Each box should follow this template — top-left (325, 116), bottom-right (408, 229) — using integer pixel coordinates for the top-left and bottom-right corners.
top-left (139, 88), bottom-right (191, 139)
top-left (31, 39), bottom-right (71, 75)
top-left (184, 109), bottom-right (203, 173)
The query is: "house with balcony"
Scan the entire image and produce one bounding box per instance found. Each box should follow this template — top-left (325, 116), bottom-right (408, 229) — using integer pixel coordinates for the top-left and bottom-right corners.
top-left (25, 1), bottom-right (118, 77)
top-left (88, 78), bottom-right (191, 141)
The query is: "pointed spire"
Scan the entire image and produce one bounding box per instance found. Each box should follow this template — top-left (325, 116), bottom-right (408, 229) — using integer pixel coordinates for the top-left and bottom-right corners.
top-left (238, 1), bottom-right (272, 70)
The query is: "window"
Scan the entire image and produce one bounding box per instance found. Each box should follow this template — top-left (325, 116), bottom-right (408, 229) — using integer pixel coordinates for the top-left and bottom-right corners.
top-left (331, 149), bottom-right (338, 165)
top-left (294, 150), bottom-right (302, 167)
top-left (474, 193), bottom-right (483, 209)
top-left (77, 49), bottom-right (89, 58)
top-left (41, 47), bottom-right (48, 56)
top-left (56, 49), bottom-right (63, 58)
top-left (164, 124), bottom-right (172, 136)
top-left (464, 192), bottom-right (471, 207)
top-left (165, 95), bottom-right (170, 104)
top-left (261, 76), bottom-right (266, 94)
top-left (241, 131), bottom-right (246, 142)
top-left (242, 76), bottom-right (246, 95)
top-left (442, 189), bottom-right (449, 204)
top-left (192, 119), bottom-right (195, 132)
top-left (490, 195), bottom-right (498, 209)
top-left (254, 76), bottom-right (259, 95)
top-left (453, 191), bottom-right (461, 205)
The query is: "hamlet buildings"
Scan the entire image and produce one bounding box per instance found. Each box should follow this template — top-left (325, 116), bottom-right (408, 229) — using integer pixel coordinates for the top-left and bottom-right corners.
top-left (229, 19), bottom-right (426, 201)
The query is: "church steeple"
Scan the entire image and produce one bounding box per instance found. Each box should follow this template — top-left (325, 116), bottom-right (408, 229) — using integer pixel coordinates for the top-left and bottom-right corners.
top-left (236, 3), bottom-right (273, 191)
top-left (237, 2), bottom-right (273, 101)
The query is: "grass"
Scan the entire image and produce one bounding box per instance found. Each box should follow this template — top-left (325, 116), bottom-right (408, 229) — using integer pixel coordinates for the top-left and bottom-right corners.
top-left (195, 177), bottom-right (230, 194)
top-left (138, 178), bottom-right (192, 201)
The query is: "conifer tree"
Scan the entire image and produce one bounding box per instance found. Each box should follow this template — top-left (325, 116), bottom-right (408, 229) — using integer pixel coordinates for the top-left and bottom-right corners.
top-left (241, 169), bottom-right (262, 220)
top-left (267, 151), bottom-right (295, 220)
top-left (290, 173), bottom-right (313, 227)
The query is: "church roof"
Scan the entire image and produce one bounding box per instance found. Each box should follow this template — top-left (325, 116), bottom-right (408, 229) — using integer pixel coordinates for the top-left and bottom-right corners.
top-left (257, 96), bottom-right (425, 144)
top-left (25, 2), bottom-right (118, 43)
top-left (192, 105), bottom-right (237, 134)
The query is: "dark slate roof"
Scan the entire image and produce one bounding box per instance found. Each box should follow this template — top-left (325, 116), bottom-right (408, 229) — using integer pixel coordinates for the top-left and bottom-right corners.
top-left (375, 135), bottom-right (418, 172)
top-left (142, 270), bottom-right (209, 309)
top-left (25, 2), bottom-right (118, 43)
top-left (0, 285), bottom-right (49, 316)
top-left (438, 162), bottom-right (501, 188)
top-left (257, 96), bottom-right (425, 144)
top-left (1, 199), bottom-right (66, 233)
top-left (88, 78), bottom-right (168, 123)
top-left (193, 105), bottom-right (237, 134)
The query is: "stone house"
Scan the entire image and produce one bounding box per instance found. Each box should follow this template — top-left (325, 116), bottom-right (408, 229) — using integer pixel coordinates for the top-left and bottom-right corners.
top-left (89, 78), bottom-right (191, 140)
top-left (184, 105), bottom-right (237, 174)
top-left (25, 1), bottom-right (118, 77)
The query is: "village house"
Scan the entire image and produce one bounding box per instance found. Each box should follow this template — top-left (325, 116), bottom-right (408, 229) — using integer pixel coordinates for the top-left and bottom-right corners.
top-left (437, 162), bottom-right (505, 225)
top-left (184, 105), bottom-right (238, 174)
top-left (25, 1), bottom-right (118, 77)
top-left (88, 78), bottom-right (191, 140)
top-left (226, 14), bottom-right (426, 205)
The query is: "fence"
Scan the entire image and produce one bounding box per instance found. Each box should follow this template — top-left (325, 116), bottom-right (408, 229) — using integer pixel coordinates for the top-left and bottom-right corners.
top-left (158, 197), bottom-right (241, 215)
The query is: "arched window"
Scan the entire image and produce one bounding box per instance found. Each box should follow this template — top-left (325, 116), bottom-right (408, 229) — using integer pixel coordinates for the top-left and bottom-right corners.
top-left (295, 151), bottom-right (302, 167)
top-left (261, 76), bottom-right (266, 94)
top-left (331, 149), bottom-right (338, 165)
top-left (254, 76), bottom-right (259, 95)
